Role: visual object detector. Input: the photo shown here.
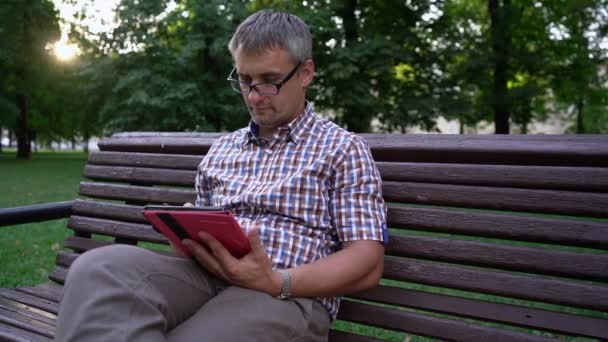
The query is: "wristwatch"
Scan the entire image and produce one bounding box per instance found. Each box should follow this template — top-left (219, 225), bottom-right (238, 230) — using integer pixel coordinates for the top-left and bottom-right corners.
top-left (275, 269), bottom-right (292, 299)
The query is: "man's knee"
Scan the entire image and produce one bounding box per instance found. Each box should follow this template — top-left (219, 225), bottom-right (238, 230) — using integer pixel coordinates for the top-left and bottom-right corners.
top-left (66, 244), bottom-right (152, 285)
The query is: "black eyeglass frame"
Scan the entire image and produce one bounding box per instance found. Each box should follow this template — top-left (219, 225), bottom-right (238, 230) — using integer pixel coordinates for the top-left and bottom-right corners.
top-left (227, 62), bottom-right (302, 96)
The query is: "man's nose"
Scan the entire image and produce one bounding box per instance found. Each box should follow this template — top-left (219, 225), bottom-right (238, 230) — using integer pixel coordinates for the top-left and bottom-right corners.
top-left (247, 88), bottom-right (265, 104)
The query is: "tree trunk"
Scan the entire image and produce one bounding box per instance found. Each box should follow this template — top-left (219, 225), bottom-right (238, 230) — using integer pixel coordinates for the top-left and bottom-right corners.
top-left (15, 84), bottom-right (31, 159)
top-left (488, 0), bottom-right (511, 134)
top-left (83, 131), bottom-right (90, 153)
top-left (8, 130), bottom-right (13, 148)
top-left (339, 0), bottom-right (372, 133)
top-left (576, 98), bottom-right (585, 134)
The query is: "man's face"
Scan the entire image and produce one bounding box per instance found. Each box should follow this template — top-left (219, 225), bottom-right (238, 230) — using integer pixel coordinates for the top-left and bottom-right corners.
top-left (233, 47), bottom-right (314, 138)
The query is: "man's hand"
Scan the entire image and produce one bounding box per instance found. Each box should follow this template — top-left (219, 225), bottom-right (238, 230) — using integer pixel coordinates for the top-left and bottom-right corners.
top-left (182, 229), bottom-right (282, 296)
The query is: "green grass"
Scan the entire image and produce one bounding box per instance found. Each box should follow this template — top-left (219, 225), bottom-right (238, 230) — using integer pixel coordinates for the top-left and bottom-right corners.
top-left (0, 150), bottom-right (87, 288)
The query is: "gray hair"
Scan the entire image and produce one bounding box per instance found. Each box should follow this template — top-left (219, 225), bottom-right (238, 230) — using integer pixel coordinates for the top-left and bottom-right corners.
top-left (228, 9), bottom-right (312, 63)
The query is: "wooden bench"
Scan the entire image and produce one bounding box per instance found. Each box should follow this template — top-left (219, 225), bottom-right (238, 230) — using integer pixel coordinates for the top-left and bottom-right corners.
top-left (1, 133), bottom-right (607, 341)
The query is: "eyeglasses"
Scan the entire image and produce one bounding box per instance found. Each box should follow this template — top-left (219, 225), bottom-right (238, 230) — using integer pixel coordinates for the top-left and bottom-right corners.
top-left (227, 62), bottom-right (302, 96)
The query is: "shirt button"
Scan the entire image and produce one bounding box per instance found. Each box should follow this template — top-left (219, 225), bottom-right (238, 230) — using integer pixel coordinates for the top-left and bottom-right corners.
top-left (265, 149), bottom-right (273, 155)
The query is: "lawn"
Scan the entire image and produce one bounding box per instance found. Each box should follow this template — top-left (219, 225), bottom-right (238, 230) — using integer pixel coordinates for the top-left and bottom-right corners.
top-left (0, 150), bottom-right (87, 288)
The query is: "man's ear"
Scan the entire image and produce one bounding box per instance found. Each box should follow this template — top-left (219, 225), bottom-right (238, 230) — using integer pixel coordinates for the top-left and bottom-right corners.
top-left (299, 59), bottom-right (315, 88)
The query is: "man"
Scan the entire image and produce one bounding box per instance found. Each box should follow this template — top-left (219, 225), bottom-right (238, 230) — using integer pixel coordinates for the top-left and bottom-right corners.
top-left (55, 9), bottom-right (387, 342)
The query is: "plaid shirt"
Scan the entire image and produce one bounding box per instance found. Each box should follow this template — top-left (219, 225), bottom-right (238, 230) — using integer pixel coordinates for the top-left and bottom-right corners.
top-left (195, 103), bottom-right (387, 319)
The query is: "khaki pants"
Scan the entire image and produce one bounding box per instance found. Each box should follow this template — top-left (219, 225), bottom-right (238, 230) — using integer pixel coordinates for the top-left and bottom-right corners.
top-left (54, 245), bottom-right (330, 342)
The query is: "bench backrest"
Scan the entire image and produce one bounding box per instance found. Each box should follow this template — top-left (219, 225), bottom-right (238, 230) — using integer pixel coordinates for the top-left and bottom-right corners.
top-left (55, 133), bottom-right (608, 341)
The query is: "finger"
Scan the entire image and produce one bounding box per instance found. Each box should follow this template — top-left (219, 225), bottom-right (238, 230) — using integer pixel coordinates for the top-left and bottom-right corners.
top-left (198, 231), bottom-right (234, 260)
top-left (183, 239), bottom-right (226, 279)
top-left (247, 228), bottom-right (268, 260)
top-left (198, 231), bottom-right (238, 275)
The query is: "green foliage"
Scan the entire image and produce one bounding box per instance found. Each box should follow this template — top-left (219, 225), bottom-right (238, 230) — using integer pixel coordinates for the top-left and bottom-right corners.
top-left (1, 0), bottom-right (606, 139)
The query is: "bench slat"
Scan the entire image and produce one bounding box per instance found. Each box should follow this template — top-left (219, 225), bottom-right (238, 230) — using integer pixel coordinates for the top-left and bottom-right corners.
top-left (67, 216), bottom-right (166, 244)
top-left (16, 284), bottom-right (63, 304)
top-left (388, 234), bottom-right (608, 281)
top-left (0, 297), bottom-right (56, 327)
top-left (99, 134), bottom-right (608, 166)
top-left (337, 300), bottom-right (555, 342)
top-left (86, 151), bottom-right (608, 193)
top-left (79, 180), bottom-right (608, 218)
top-left (384, 181), bottom-right (608, 217)
top-left (84, 165), bottom-right (195, 186)
top-left (79, 182), bottom-right (195, 205)
top-left (83, 162), bottom-right (608, 194)
top-left (350, 285), bottom-right (608, 339)
top-left (89, 151), bottom-right (202, 170)
top-left (65, 211), bottom-right (607, 282)
top-left (0, 322), bottom-right (52, 342)
top-left (385, 258), bottom-right (608, 312)
top-left (328, 330), bottom-right (386, 342)
top-left (72, 199), bottom-right (147, 223)
top-left (70, 200), bottom-right (608, 249)
top-left (0, 290), bottom-right (59, 316)
top-left (388, 206), bottom-right (608, 249)
top-left (48, 268), bottom-right (67, 287)
top-left (378, 162), bottom-right (608, 191)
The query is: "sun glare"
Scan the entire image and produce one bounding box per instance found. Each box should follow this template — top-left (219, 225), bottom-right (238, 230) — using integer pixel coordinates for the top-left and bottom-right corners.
top-left (53, 40), bottom-right (79, 61)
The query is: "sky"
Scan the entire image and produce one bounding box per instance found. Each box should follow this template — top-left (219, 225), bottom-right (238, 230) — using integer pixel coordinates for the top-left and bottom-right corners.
top-left (52, 0), bottom-right (120, 35)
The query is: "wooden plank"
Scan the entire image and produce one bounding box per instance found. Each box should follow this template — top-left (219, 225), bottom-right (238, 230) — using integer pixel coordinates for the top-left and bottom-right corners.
top-left (55, 251), bottom-right (77, 268)
top-left (83, 162), bottom-right (608, 193)
top-left (0, 297), bottom-right (56, 327)
top-left (387, 206), bottom-right (608, 249)
top-left (384, 258), bottom-right (608, 312)
top-left (387, 234), bottom-right (608, 281)
top-left (350, 285), bottom-right (608, 339)
top-left (383, 181), bottom-right (608, 218)
top-left (365, 135), bottom-right (608, 166)
top-left (72, 200), bottom-right (147, 223)
top-left (111, 132), bottom-right (226, 138)
top-left (79, 181), bottom-right (195, 205)
top-left (16, 284), bottom-right (63, 304)
top-left (67, 216), bottom-right (167, 244)
top-left (337, 300), bottom-right (555, 342)
top-left (48, 267), bottom-right (67, 286)
top-left (63, 236), bottom-right (115, 253)
top-left (88, 151), bottom-right (202, 170)
top-left (84, 165), bottom-right (195, 186)
top-left (99, 134), bottom-right (608, 166)
top-left (0, 322), bottom-right (52, 342)
top-left (377, 162), bottom-right (608, 192)
top-left (0, 308), bottom-right (54, 338)
top-left (71, 200), bottom-right (608, 250)
top-left (98, 137), bottom-right (215, 154)
top-left (328, 330), bottom-right (386, 342)
top-left (0, 290), bottom-right (59, 316)
top-left (79, 181), bottom-right (608, 219)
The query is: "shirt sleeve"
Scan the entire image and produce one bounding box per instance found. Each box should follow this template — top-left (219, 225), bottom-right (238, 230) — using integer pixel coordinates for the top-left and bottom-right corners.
top-left (330, 135), bottom-right (388, 244)
top-left (195, 146), bottom-right (216, 207)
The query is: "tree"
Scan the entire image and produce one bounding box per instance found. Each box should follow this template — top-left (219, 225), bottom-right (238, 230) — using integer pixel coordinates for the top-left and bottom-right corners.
top-left (0, 0), bottom-right (60, 158)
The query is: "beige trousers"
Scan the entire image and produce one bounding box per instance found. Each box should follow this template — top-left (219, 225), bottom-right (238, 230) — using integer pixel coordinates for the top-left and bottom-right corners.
top-left (54, 245), bottom-right (330, 342)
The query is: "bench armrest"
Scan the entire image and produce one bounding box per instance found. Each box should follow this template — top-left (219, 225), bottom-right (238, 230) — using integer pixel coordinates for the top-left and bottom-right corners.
top-left (0, 201), bottom-right (74, 227)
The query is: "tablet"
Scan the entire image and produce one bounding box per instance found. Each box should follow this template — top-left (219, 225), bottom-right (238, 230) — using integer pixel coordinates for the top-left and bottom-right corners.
top-left (142, 205), bottom-right (251, 259)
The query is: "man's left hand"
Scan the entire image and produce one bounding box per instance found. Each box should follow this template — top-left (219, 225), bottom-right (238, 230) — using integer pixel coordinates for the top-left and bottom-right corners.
top-left (182, 229), bottom-right (282, 296)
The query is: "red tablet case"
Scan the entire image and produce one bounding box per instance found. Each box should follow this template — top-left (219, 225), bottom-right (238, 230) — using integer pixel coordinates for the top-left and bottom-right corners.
top-left (143, 209), bottom-right (251, 259)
